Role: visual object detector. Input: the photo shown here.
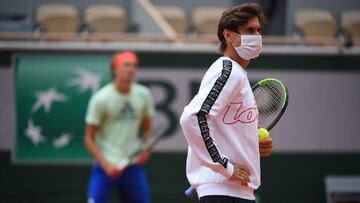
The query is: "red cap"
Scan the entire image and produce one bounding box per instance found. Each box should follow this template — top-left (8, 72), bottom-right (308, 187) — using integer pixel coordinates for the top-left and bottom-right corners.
top-left (111, 51), bottom-right (138, 69)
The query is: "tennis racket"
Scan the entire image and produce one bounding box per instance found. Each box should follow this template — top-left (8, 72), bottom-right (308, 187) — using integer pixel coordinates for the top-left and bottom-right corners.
top-left (185, 78), bottom-right (289, 199)
top-left (253, 78), bottom-right (289, 131)
top-left (117, 124), bottom-right (168, 170)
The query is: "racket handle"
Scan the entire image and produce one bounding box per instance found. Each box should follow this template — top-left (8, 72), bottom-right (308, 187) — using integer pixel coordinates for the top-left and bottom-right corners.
top-left (184, 186), bottom-right (198, 199)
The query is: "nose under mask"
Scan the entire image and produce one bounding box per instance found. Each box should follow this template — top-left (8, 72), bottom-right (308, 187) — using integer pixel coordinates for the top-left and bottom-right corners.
top-left (232, 34), bottom-right (263, 60)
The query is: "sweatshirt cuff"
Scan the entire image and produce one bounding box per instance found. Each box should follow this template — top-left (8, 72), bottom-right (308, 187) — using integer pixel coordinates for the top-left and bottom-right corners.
top-left (222, 161), bottom-right (234, 178)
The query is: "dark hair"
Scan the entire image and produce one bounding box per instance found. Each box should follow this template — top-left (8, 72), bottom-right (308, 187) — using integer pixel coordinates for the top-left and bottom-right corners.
top-left (217, 3), bottom-right (266, 53)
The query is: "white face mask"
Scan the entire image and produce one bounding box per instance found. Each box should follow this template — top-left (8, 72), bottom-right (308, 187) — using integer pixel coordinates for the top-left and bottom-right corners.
top-left (231, 33), bottom-right (262, 60)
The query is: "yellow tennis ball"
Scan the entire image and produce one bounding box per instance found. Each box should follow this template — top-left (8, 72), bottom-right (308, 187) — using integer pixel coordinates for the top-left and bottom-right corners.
top-left (258, 128), bottom-right (269, 142)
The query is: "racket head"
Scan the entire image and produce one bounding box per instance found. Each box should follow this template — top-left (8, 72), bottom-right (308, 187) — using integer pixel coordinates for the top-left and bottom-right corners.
top-left (252, 78), bottom-right (289, 131)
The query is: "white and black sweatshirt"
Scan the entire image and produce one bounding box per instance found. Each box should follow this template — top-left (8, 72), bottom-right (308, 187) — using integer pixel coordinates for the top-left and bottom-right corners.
top-left (180, 56), bottom-right (260, 200)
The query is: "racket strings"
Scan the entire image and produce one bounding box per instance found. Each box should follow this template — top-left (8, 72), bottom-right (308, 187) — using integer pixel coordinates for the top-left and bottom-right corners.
top-left (254, 82), bottom-right (286, 129)
top-left (257, 84), bottom-right (283, 127)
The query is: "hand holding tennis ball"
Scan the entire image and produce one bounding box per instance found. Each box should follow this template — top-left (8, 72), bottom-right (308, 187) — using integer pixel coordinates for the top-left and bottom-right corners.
top-left (258, 128), bottom-right (269, 142)
top-left (258, 128), bottom-right (273, 157)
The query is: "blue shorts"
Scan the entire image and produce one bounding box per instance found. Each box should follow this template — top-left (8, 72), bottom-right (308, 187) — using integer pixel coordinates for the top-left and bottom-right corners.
top-left (87, 163), bottom-right (150, 203)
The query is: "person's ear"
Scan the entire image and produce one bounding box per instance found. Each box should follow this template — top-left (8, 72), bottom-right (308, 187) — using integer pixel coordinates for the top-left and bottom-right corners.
top-left (223, 29), bottom-right (232, 43)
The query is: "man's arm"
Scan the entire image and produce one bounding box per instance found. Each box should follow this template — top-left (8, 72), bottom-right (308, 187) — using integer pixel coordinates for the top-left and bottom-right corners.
top-left (84, 124), bottom-right (121, 178)
top-left (141, 116), bottom-right (152, 139)
top-left (180, 60), bottom-right (242, 178)
top-left (84, 125), bottom-right (107, 169)
top-left (180, 60), bottom-right (251, 185)
top-left (136, 88), bottom-right (155, 165)
top-left (141, 87), bottom-right (155, 139)
top-left (135, 116), bottom-right (152, 165)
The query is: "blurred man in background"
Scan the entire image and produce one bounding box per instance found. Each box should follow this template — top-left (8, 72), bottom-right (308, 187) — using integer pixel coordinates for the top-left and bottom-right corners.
top-left (84, 51), bottom-right (155, 203)
top-left (180, 3), bottom-right (273, 203)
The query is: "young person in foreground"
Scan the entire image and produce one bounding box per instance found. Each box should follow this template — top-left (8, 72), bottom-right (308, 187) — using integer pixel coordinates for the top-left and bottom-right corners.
top-left (84, 51), bottom-right (155, 203)
top-left (180, 3), bottom-right (273, 203)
